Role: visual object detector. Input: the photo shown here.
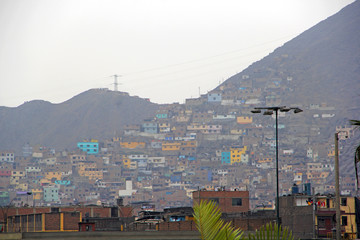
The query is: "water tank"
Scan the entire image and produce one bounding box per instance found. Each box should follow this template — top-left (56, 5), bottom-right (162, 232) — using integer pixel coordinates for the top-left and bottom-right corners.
top-left (303, 183), bottom-right (311, 195)
top-left (291, 184), bottom-right (299, 194)
top-left (117, 197), bottom-right (123, 206)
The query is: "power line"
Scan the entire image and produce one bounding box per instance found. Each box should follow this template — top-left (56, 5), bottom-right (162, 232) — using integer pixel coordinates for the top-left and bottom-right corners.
top-left (121, 34), bottom-right (296, 76)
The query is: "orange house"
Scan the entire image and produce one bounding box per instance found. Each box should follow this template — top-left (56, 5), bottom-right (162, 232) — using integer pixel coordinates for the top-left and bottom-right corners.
top-left (162, 142), bottom-right (181, 151)
top-left (236, 116), bottom-right (253, 124)
top-left (120, 142), bottom-right (146, 149)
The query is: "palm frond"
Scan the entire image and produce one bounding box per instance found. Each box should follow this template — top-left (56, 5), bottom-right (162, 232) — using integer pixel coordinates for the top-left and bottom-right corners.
top-left (193, 200), bottom-right (243, 240)
top-left (247, 222), bottom-right (295, 240)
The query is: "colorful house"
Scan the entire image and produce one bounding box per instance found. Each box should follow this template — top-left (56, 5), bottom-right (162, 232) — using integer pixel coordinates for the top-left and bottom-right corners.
top-left (230, 146), bottom-right (247, 165)
top-left (45, 172), bottom-right (62, 181)
top-left (162, 142), bottom-right (181, 151)
top-left (77, 140), bottom-right (99, 155)
top-left (221, 152), bottom-right (231, 164)
top-left (236, 116), bottom-right (253, 124)
top-left (120, 142), bottom-right (146, 149)
top-left (43, 185), bottom-right (59, 202)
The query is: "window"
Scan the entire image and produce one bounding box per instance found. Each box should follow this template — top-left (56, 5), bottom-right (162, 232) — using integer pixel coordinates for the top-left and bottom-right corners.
top-left (341, 198), bottom-right (347, 206)
top-left (318, 218), bottom-right (325, 228)
top-left (232, 198), bottom-right (242, 206)
top-left (342, 216), bottom-right (348, 226)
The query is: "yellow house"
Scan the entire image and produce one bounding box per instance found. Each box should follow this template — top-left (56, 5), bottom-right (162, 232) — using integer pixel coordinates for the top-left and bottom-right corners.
top-left (120, 142), bottom-right (146, 149)
top-left (159, 123), bottom-right (171, 132)
top-left (83, 168), bottom-right (103, 180)
top-left (17, 183), bottom-right (28, 191)
top-left (45, 171), bottom-right (62, 181)
top-left (230, 146), bottom-right (247, 165)
top-left (328, 149), bottom-right (335, 157)
top-left (77, 163), bottom-right (103, 180)
top-left (12, 171), bottom-right (26, 178)
top-left (315, 196), bottom-right (357, 239)
top-left (293, 172), bottom-right (303, 185)
top-left (122, 158), bottom-right (132, 168)
top-left (77, 163), bottom-right (97, 175)
top-left (258, 157), bottom-right (273, 163)
top-left (10, 171), bottom-right (26, 186)
top-left (162, 142), bottom-right (181, 151)
top-left (236, 116), bottom-right (253, 124)
top-left (230, 129), bottom-right (245, 135)
top-left (32, 188), bottom-right (43, 201)
top-left (40, 178), bottom-right (51, 185)
top-left (181, 140), bottom-right (197, 148)
top-left (187, 124), bottom-right (207, 131)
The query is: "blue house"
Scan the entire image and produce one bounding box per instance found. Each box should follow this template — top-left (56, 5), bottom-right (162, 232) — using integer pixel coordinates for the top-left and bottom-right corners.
top-left (156, 113), bottom-right (168, 119)
top-left (207, 170), bottom-right (212, 181)
top-left (77, 142), bottom-right (99, 155)
top-left (221, 152), bottom-right (231, 164)
top-left (170, 175), bottom-right (182, 183)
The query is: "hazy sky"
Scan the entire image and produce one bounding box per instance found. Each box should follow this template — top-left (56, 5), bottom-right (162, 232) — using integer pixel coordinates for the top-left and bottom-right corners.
top-left (0, 0), bottom-right (354, 107)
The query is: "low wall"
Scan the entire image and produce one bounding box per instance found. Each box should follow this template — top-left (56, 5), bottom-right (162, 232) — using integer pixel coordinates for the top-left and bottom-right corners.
top-left (0, 231), bottom-right (200, 240)
top-left (0, 233), bottom-right (22, 240)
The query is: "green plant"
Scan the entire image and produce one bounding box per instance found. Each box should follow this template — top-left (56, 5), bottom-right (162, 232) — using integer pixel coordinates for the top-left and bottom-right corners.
top-left (193, 200), bottom-right (243, 240)
top-left (247, 222), bottom-right (294, 240)
top-left (350, 120), bottom-right (360, 188)
top-left (193, 200), bottom-right (297, 240)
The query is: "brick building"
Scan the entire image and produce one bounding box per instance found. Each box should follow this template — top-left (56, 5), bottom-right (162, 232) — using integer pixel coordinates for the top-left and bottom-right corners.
top-left (192, 189), bottom-right (250, 214)
top-left (6, 211), bottom-right (80, 232)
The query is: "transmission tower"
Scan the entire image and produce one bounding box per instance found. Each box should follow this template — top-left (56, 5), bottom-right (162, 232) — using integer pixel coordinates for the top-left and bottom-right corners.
top-left (112, 74), bottom-right (121, 91)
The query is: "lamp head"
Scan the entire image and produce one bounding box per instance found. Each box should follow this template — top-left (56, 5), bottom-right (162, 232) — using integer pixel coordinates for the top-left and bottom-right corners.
top-left (293, 108), bottom-right (303, 114)
top-left (263, 110), bottom-right (273, 115)
top-left (251, 109), bottom-right (261, 114)
top-left (280, 107), bottom-right (291, 112)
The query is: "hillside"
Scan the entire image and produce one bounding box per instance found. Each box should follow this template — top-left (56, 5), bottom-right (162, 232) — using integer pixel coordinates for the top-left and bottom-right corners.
top-left (0, 89), bottom-right (160, 152)
top-left (1, 0), bottom-right (360, 161)
top-left (213, 0), bottom-right (360, 173)
top-left (220, 0), bottom-right (360, 115)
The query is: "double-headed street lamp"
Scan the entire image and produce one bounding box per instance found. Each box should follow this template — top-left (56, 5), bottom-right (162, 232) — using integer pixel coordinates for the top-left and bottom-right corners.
top-left (334, 130), bottom-right (349, 240)
top-left (251, 106), bottom-right (303, 228)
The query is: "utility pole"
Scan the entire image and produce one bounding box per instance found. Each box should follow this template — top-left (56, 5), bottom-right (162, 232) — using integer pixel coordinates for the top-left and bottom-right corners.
top-left (335, 132), bottom-right (341, 240)
top-left (313, 187), bottom-right (316, 239)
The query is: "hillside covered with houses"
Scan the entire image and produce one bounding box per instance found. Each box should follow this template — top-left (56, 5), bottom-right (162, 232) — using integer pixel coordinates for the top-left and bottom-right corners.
top-left (1, 0), bottom-right (360, 213)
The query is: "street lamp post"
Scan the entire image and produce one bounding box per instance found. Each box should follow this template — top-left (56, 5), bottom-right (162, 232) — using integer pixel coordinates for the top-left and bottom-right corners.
top-left (251, 106), bottom-right (303, 229)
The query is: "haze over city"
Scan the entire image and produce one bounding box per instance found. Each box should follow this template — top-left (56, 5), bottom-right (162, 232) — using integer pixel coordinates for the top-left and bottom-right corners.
top-left (0, 0), bottom-right (354, 107)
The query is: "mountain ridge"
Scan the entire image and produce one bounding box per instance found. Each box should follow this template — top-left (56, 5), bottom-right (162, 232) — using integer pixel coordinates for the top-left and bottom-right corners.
top-left (0, 89), bottom-right (160, 152)
top-left (1, 1), bottom-right (360, 156)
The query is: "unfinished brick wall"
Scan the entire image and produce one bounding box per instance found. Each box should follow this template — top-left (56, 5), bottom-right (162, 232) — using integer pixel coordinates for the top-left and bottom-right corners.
top-left (193, 190), bottom-right (250, 214)
top-left (45, 213), bottom-right (60, 231)
top-left (158, 221), bottom-right (197, 231)
top-left (63, 212), bottom-right (81, 231)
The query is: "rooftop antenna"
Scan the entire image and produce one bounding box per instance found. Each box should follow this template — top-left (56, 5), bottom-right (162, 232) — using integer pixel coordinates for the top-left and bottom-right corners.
top-left (111, 74), bottom-right (122, 91)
